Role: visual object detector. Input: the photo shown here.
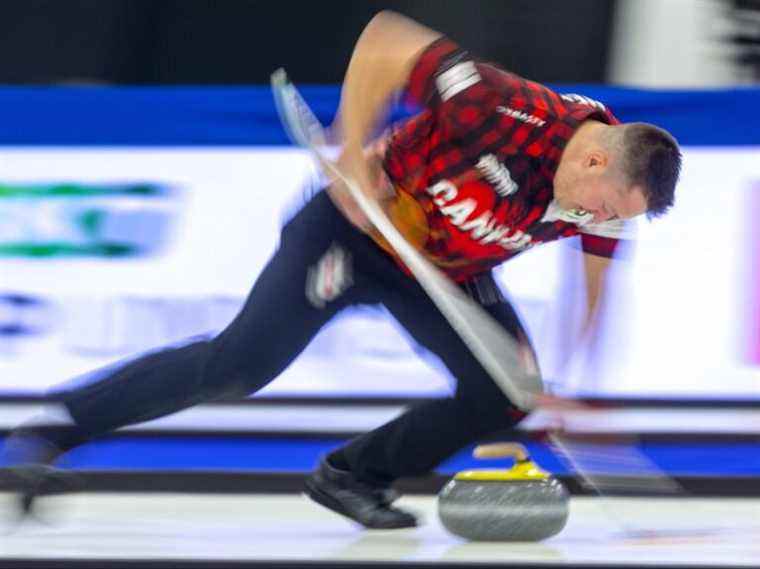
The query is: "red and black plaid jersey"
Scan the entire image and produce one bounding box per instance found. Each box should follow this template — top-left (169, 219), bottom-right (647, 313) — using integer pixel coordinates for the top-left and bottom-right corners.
top-left (372, 37), bottom-right (627, 282)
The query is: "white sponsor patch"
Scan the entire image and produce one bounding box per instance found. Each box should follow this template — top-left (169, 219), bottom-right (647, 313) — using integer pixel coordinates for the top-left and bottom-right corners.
top-left (436, 61), bottom-right (481, 102)
top-left (306, 244), bottom-right (352, 308)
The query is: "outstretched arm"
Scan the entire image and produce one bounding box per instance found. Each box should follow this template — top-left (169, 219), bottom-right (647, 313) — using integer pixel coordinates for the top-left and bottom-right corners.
top-left (582, 251), bottom-right (613, 334)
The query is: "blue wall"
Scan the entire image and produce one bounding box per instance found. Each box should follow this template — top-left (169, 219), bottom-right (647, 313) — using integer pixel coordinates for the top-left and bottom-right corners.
top-left (0, 86), bottom-right (757, 146)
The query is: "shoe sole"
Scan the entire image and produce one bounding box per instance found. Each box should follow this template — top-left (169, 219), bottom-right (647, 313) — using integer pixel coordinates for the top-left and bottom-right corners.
top-left (303, 477), bottom-right (416, 530)
top-left (0, 466), bottom-right (84, 530)
top-left (0, 466), bottom-right (84, 514)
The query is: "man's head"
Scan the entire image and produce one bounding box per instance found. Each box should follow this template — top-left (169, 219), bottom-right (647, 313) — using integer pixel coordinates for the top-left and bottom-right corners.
top-left (553, 121), bottom-right (682, 223)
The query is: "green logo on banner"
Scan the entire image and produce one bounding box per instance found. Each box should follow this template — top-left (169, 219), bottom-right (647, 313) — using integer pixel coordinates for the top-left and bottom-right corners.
top-left (0, 182), bottom-right (177, 258)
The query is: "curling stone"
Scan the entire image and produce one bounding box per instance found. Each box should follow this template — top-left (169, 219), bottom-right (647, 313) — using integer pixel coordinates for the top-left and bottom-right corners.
top-left (437, 443), bottom-right (569, 542)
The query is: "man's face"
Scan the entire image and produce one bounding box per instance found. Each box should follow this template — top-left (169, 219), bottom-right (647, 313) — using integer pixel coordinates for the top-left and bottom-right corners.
top-left (555, 152), bottom-right (648, 223)
top-left (559, 179), bottom-right (648, 223)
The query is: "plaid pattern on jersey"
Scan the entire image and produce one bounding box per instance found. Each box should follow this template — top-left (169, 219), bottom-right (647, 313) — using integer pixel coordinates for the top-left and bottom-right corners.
top-left (376, 37), bottom-right (623, 282)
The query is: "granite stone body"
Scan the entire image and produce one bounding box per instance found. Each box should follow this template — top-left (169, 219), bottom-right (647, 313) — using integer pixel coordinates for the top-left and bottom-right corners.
top-left (437, 477), bottom-right (570, 541)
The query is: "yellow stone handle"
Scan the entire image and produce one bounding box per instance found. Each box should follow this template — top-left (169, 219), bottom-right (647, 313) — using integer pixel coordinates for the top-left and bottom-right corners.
top-left (473, 443), bottom-right (530, 462)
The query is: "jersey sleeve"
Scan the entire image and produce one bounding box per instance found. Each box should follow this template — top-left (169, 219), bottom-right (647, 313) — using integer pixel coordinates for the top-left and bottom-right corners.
top-left (579, 234), bottom-right (620, 258)
top-left (577, 219), bottom-right (636, 258)
top-left (405, 38), bottom-right (518, 131)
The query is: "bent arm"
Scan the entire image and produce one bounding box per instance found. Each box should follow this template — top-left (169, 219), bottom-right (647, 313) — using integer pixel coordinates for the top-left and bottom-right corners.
top-left (328, 12), bottom-right (441, 229)
top-left (339, 11), bottom-right (441, 152)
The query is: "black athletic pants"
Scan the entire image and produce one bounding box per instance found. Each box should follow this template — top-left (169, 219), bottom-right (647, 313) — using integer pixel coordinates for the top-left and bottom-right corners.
top-left (52, 190), bottom-right (532, 486)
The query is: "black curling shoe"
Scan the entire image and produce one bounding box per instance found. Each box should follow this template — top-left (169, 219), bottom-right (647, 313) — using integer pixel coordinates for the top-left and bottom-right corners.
top-left (304, 457), bottom-right (418, 529)
top-left (0, 431), bottom-right (82, 522)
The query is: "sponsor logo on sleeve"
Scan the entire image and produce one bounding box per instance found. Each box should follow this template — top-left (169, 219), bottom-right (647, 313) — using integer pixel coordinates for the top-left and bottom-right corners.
top-left (496, 106), bottom-right (546, 127)
top-left (436, 61), bottom-right (481, 102)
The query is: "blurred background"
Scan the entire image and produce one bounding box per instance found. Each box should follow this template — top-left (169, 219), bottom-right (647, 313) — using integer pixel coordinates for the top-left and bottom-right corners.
top-left (0, 0), bottom-right (751, 86)
top-left (0, 0), bottom-right (758, 495)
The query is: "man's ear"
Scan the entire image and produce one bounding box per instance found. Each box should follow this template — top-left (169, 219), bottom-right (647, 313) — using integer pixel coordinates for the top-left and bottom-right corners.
top-left (587, 150), bottom-right (608, 169)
